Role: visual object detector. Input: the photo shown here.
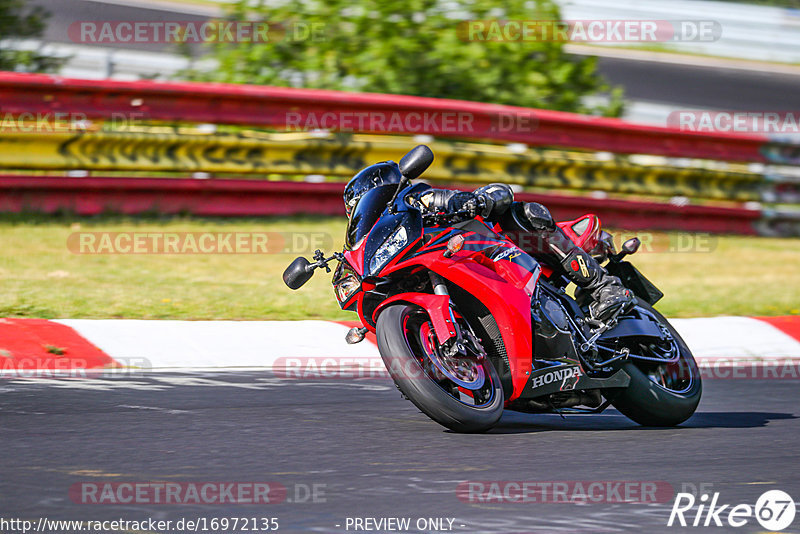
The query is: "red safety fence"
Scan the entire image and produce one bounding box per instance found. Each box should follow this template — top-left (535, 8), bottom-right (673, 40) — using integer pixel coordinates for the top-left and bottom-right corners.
top-left (0, 176), bottom-right (760, 235)
top-left (0, 72), bottom-right (776, 163)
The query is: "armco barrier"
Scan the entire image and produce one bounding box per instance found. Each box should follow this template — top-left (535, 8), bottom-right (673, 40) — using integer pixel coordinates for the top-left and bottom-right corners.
top-left (0, 176), bottom-right (761, 234)
top-left (0, 72), bottom-right (789, 164)
top-left (0, 130), bottom-right (765, 201)
top-left (0, 176), bottom-right (345, 217)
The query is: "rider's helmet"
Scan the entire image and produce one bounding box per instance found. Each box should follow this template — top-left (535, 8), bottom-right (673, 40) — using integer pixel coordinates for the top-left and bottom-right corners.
top-left (343, 161), bottom-right (403, 217)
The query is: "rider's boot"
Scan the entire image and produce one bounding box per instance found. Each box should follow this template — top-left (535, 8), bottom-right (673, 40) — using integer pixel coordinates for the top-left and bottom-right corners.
top-left (522, 203), bottom-right (635, 321)
top-left (556, 245), bottom-right (635, 321)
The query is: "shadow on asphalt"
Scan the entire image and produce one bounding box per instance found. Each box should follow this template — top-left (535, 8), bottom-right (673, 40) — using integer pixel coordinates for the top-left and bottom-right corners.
top-left (681, 411), bottom-right (797, 428)
top-left (474, 410), bottom-right (797, 434)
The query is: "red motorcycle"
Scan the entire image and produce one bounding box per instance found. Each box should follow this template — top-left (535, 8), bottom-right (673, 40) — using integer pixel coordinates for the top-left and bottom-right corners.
top-left (284, 146), bottom-right (701, 432)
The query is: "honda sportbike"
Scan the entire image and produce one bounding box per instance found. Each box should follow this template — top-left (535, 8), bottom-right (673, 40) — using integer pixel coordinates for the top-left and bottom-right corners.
top-left (284, 146), bottom-right (702, 432)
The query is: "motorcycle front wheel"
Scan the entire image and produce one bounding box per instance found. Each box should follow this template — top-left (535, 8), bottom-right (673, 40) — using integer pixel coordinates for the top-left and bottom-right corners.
top-left (376, 304), bottom-right (504, 433)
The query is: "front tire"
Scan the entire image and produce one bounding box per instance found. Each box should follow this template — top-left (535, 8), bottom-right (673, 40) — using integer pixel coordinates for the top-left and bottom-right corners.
top-left (611, 302), bottom-right (702, 426)
top-left (376, 304), bottom-right (504, 433)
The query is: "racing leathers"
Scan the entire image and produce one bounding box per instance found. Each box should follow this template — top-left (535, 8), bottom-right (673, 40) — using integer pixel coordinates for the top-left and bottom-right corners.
top-left (410, 183), bottom-right (635, 321)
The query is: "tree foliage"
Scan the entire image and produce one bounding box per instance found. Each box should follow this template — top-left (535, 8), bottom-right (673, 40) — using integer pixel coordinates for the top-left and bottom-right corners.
top-left (0, 0), bottom-right (61, 72)
top-left (189, 0), bottom-right (623, 116)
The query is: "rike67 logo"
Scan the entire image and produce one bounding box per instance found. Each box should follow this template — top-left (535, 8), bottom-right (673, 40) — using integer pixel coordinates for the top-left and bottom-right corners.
top-left (668, 490), bottom-right (796, 531)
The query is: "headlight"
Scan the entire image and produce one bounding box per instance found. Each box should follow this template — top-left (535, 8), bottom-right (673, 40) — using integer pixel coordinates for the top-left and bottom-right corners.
top-left (335, 274), bottom-right (361, 303)
top-left (369, 225), bottom-right (408, 275)
top-left (333, 261), bottom-right (361, 304)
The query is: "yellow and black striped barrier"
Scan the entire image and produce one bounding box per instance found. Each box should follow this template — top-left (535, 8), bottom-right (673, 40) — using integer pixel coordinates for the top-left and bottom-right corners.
top-left (0, 129), bottom-right (765, 201)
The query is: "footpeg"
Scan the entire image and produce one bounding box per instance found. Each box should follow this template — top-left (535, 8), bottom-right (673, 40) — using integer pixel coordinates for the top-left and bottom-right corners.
top-left (345, 327), bottom-right (368, 344)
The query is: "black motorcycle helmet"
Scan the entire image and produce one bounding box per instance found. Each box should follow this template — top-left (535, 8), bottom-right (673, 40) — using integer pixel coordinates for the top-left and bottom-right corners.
top-left (343, 161), bottom-right (403, 217)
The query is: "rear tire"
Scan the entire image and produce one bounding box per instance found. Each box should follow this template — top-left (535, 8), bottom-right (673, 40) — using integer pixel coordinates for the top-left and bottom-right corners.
top-left (611, 302), bottom-right (702, 426)
top-left (376, 304), bottom-right (504, 433)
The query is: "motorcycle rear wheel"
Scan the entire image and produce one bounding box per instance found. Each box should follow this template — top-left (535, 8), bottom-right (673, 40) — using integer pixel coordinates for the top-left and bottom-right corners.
top-left (376, 304), bottom-right (504, 433)
top-left (610, 302), bottom-right (702, 426)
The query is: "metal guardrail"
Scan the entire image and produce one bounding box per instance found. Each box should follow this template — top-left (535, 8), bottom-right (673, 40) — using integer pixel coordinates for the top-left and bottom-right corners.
top-left (0, 72), bottom-right (796, 234)
top-left (558, 0), bottom-right (800, 63)
top-left (2, 0), bottom-right (797, 87)
top-left (0, 175), bottom-right (763, 235)
top-left (0, 72), bottom-right (781, 163)
top-left (0, 130), bottom-right (767, 202)
top-left (0, 39), bottom-right (194, 81)
top-left (9, 0), bottom-right (798, 68)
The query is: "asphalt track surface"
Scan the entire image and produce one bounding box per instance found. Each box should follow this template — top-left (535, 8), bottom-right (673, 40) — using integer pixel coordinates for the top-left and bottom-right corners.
top-left (594, 57), bottom-right (800, 111)
top-left (29, 0), bottom-right (800, 113)
top-left (1, 371), bottom-right (799, 533)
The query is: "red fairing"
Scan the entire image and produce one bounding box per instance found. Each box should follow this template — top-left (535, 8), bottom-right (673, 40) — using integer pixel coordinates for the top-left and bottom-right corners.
top-left (347, 214), bottom-right (601, 403)
top-left (428, 251), bottom-right (537, 401)
top-left (379, 234), bottom-right (540, 402)
top-left (356, 293), bottom-right (375, 334)
top-left (344, 237), bottom-right (367, 276)
top-left (373, 293), bottom-right (455, 345)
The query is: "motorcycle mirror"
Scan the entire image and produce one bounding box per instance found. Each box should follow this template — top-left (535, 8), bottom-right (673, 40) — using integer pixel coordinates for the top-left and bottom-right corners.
top-left (621, 237), bottom-right (641, 256)
top-left (600, 231), bottom-right (616, 255)
top-left (398, 145), bottom-right (434, 179)
top-left (283, 257), bottom-right (314, 290)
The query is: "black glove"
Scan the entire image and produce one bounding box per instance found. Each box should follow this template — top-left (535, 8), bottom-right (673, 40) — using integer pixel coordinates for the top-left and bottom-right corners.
top-left (473, 183), bottom-right (513, 219)
top-left (449, 192), bottom-right (494, 218)
top-left (447, 192), bottom-right (476, 214)
top-left (476, 193), bottom-right (494, 218)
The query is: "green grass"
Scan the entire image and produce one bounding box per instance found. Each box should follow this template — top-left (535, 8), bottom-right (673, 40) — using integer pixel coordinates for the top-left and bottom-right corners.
top-left (0, 215), bottom-right (797, 320)
top-left (621, 231), bottom-right (800, 318)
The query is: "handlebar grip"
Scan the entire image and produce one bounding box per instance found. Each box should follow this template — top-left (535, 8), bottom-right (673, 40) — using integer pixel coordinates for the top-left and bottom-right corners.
top-left (423, 207), bottom-right (477, 226)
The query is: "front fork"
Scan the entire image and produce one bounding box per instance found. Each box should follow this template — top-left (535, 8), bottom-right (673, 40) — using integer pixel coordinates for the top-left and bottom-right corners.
top-left (428, 272), bottom-right (462, 345)
top-left (429, 271), bottom-right (449, 297)
top-left (368, 272), bottom-right (473, 354)
top-left (346, 274), bottom-right (461, 345)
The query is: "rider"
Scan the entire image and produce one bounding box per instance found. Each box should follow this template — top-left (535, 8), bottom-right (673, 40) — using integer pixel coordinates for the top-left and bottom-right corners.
top-left (343, 160), bottom-right (634, 321)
